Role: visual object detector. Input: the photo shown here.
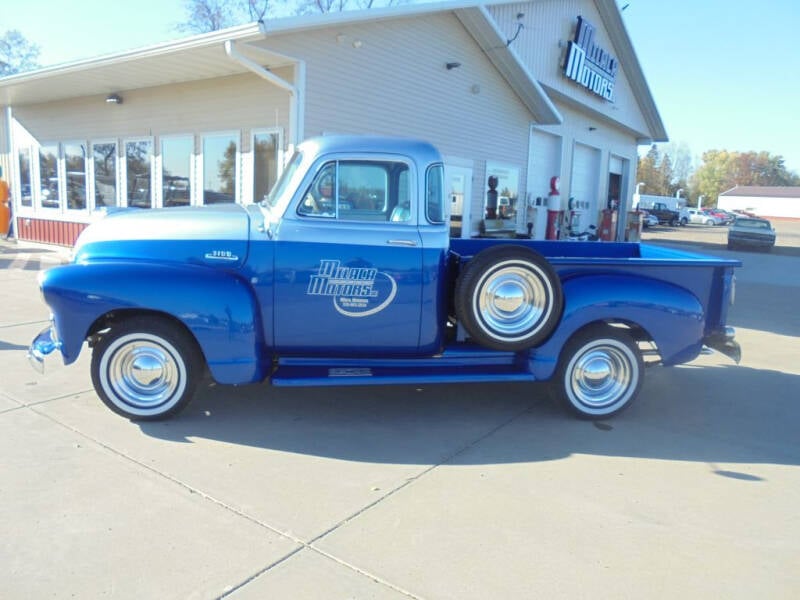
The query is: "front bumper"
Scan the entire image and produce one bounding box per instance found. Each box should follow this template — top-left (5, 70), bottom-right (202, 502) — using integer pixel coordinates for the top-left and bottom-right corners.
top-left (703, 327), bottom-right (741, 364)
top-left (27, 324), bottom-right (63, 374)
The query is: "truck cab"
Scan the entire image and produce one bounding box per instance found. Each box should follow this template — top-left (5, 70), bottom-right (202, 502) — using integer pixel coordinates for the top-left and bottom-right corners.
top-left (259, 136), bottom-right (450, 356)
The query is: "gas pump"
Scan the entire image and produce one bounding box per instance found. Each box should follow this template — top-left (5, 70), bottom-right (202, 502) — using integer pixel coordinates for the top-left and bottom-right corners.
top-left (527, 196), bottom-right (548, 239)
top-left (545, 176), bottom-right (562, 240)
top-left (567, 196), bottom-right (584, 235)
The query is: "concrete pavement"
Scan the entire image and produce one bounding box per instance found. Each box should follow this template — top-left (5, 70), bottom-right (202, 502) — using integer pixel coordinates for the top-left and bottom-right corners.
top-left (1, 236), bottom-right (798, 599)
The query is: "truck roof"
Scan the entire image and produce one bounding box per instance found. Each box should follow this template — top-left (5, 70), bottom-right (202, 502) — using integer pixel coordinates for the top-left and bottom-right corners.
top-left (298, 135), bottom-right (443, 166)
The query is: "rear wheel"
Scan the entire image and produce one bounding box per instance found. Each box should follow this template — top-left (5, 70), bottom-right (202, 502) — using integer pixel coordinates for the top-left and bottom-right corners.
top-left (555, 325), bottom-right (643, 419)
top-left (91, 317), bottom-right (202, 420)
top-left (455, 245), bottom-right (563, 351)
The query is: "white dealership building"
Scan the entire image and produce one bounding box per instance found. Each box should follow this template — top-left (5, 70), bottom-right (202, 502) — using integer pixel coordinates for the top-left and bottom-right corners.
top-left (0, 0), bottom-right (666, 246)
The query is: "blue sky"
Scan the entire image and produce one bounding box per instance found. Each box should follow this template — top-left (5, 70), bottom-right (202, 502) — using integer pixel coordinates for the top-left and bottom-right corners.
top-left (4, 0), bottom-right (800, 173)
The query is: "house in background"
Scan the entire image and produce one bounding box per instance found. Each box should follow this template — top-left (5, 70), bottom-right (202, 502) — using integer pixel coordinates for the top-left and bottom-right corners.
top-left (718, 186), bottom-right (800, 219)
top-left (0, 0), bottom-right (666, 246)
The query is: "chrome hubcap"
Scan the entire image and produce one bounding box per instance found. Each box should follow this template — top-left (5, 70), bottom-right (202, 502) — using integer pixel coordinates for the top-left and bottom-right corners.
top-left (477, 263), bottom-right (551, 340)
top-left (569, 344), bottom-right (632, 408)
top-left (107, 339), bottom-right (180, 409)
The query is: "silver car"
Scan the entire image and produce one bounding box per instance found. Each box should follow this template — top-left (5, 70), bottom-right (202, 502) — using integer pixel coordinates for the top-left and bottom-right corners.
top-left (687, 208), bottom-right (723, 226)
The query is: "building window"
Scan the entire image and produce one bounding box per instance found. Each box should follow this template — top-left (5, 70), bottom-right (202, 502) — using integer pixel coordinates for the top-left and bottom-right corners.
top-left (64, 142), bottom-right (88, 211)
top-left (125, 140), bottom-right (153, 208)
top-left (18, 148), bottom-right (33, 207)
top-left (39, 144), bottom-right (60, 209)
top-left (202, 132), bottom-right (238, 204)
top-left (252, 130), bottom-right (281, 204)
top-left (160, 136), bottom-right (193, 207)
top-left (93, 142), bottom-right (117, 208)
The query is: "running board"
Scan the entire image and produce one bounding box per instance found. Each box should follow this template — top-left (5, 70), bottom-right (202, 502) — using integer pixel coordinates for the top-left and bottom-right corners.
top-left (271, 364), bottom-right (536, 387)
top-left (270, 351), bottom-right (536, 387)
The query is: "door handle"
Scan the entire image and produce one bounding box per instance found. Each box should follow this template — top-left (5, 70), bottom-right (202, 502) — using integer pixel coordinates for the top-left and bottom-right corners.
top-left (386, 239), bottom-right (418, 247)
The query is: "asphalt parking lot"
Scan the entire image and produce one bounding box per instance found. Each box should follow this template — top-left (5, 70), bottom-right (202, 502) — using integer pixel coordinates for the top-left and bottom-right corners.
top-left (1, 224), bottom-right (799, 599)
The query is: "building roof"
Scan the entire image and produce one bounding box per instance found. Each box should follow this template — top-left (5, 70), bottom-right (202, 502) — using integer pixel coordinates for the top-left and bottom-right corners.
top-left (0, 0), bottom-right (664, 138)
top-left (720, 186), bottom-right (800, 198)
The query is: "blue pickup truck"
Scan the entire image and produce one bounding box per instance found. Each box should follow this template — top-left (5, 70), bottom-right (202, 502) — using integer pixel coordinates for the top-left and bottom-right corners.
top-left (29, 136), bottom-right (741, 421)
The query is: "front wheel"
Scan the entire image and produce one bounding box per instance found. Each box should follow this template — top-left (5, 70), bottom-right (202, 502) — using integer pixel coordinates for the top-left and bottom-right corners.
top-left (91, 317), bottom-right (202, 420)
top-left (555, 325), bottom-right (643, 419)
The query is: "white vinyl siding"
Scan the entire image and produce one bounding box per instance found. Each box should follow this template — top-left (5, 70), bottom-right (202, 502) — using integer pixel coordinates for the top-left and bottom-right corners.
top-left (490, 1), bottom-right (650, 138)
top-left (255, 14), bottom-right (534, 236)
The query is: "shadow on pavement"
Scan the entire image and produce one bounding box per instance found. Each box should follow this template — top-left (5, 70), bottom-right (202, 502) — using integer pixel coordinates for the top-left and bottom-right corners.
top-left (137, 362), bottom-right (800, 471)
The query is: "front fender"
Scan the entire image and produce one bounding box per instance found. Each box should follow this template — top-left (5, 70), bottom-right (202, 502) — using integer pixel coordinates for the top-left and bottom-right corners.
top-left (40, 261), bottom-right (266, 384)
top-left (528, 274), bottom-right (705, 380)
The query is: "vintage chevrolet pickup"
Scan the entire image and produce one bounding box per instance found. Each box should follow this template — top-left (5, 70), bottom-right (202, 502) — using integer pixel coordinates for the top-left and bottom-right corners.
top-left (29, 136), bottom-right (741, 421)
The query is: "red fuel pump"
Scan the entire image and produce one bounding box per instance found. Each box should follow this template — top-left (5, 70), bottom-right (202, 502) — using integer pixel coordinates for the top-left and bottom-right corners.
top-left (545, 176), bottom-right (562, 240)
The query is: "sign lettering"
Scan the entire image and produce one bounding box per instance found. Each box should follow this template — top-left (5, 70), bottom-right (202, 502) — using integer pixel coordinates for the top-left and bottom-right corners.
top-left (563, 16), bottom-right (618, 101)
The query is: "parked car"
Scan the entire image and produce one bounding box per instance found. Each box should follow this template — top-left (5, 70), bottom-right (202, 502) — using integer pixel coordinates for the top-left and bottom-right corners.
top-left (727, 216), bottom-right (776, 251)
top-left (645, 202), bottom-right (682, 226)
top-left (705, 208), bottom-right (734, 225)
top-left (640, 210), bottom-right (659, 228)
top-left (687, 208), bottom-right (722, 225)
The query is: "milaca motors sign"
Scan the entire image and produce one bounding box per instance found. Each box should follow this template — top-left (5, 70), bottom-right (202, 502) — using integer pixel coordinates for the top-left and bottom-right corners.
top-left (563, 16), bottom-right (618, 101)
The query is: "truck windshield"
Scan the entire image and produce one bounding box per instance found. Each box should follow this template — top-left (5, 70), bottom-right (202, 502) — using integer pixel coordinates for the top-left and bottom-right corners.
top-left (260, 150), bottom-right (304, 213)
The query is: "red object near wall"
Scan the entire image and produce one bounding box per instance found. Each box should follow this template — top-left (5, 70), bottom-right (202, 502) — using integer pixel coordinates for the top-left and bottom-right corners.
top-left (16, 217), bottom-right (87, 247)
top-left (599, 209), bottom-right (618, 241)
top-left (546, 209), bottom-right (563, 240)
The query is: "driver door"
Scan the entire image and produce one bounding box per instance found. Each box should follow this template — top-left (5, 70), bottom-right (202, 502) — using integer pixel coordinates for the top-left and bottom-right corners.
top-left (273, 157), bottom-right (423, 356)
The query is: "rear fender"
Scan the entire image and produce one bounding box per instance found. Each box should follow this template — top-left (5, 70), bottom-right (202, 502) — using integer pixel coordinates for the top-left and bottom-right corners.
top-left (39, 261), bottom-right (266, 384)
top-left (528, 274), bottom-right (705, 380)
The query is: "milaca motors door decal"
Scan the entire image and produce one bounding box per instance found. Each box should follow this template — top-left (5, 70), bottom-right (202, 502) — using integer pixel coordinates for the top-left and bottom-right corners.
top-left (307, 259), bottom-right (398, 317)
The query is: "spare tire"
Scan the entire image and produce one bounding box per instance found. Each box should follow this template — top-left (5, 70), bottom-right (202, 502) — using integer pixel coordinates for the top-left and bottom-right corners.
top-left (454, 245), bottom-right (563, 351)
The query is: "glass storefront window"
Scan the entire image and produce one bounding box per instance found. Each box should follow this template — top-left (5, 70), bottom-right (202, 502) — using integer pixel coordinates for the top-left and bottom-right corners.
top-left (93, 142), bottom-right (117, 208)
top-left (64, 143), bottom-right (87, 210)
top-left (253, 131), bottom-right (279, 204)
top-left (39, 144), bottom-right (60, 209)
top-left (18, 148), bottom-right (33, 207)
top-left (126, 140), bottom-right (153, 208)
top-left (203, 133), bottom-right (237, 204)
top-left (161, 136), bottom-right (193, 207)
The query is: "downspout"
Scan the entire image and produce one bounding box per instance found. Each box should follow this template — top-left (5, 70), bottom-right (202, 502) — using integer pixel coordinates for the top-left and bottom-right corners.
top-left (224, 40), bottom-right (305, 147)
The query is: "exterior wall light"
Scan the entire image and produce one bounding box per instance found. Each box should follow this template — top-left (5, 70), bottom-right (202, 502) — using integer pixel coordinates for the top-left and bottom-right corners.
top-left (106, 94), bottom-right (123, 104)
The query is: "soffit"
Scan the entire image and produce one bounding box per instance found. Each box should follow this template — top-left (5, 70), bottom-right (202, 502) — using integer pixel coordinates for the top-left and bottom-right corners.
top-left (0, 26), bottom-right (294, 106)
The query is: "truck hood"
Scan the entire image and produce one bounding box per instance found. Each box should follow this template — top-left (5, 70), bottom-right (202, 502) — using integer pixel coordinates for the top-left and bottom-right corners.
top-left (73, 205), bottom-right (252, 269)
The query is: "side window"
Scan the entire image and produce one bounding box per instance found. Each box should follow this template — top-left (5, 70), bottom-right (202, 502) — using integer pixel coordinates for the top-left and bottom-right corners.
top-left (426, 163), bottom-right (445, 224)
top-left (298, 163), bottom-right (336, 217)
top-left (298, 160), bottom-right (412, 223)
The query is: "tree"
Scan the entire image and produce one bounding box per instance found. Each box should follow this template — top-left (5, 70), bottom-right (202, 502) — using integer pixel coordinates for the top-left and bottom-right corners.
top-left (691, 149), bottom-right (800, 205)
top-left (0, 30), bottom-right (40, 76)
top-left (176, 0), bottom-right (238, 33)
top-left (298, 0), bottom-right (405, 14)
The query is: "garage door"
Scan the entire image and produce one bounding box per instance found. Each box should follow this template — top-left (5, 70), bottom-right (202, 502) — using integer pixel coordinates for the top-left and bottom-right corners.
top-left (528, 130), bottom-right (561, 200)
top-left (569, 144), bottom-right (600, 214)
